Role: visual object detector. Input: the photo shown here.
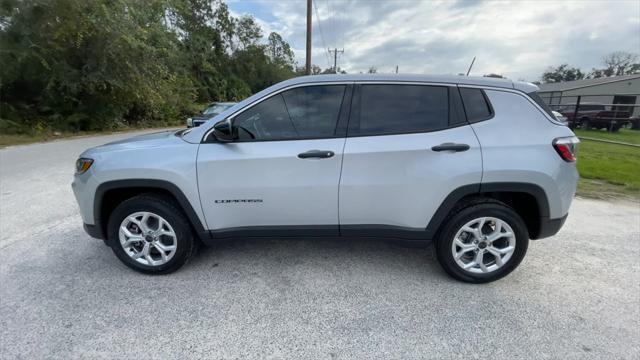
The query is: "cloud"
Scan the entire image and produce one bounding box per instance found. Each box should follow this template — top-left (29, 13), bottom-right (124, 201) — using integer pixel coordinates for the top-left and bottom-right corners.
top-left (228, 0), bottom-right (640, 81)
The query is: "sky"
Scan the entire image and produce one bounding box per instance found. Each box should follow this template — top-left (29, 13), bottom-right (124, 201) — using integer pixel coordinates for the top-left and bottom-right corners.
top-left (227, 0), bottom-right (640, 82)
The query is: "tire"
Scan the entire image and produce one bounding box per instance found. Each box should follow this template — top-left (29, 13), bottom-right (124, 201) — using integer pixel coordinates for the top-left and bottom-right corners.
top-left (107, 194), bottom-right (198, 274)
top-left (581, 118), bottom-right (591, 130)
top-left (435, 199), bottom-right (529, 283)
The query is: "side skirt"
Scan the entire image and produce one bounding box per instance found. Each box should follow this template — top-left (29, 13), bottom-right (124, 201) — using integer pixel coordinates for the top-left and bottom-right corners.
top-left (201, 224), bottom-right (432, 246)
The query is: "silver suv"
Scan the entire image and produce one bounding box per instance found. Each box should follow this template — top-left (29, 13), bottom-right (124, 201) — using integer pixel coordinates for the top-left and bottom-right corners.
top-left (72, 74), bottom-right (579, 283)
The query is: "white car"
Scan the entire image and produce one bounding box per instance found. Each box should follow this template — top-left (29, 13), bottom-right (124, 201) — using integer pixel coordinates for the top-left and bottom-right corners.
top-left (73, 74), bottom-right (579, 283)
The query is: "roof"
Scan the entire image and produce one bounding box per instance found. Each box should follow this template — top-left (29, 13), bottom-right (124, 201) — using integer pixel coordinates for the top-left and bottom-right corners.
top-left (538, 74), bottom-right (640, 92)
top-left (279, 73), bottom-right (536, 92)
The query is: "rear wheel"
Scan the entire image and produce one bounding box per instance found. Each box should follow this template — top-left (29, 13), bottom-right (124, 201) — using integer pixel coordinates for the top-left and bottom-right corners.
top-left (107, 194), bottom-right (197, 274)
top-left (435, 200), bottom-right (529, 283)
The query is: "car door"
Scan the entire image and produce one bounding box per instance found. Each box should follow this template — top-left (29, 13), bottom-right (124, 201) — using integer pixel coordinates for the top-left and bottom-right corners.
top-left (339, 83), bottom-right (482, 238)
top-left (197, 83), bottom-right (352, 236)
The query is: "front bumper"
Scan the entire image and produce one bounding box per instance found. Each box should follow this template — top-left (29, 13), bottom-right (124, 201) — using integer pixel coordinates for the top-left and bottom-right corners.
top-left (83, 223), bottom-right (105, 240)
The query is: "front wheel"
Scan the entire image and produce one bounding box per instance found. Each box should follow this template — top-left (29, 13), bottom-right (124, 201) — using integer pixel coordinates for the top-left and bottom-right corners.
top-left (107, 194), bottom-right (198, 274)
top-left (435, 200), bottom-right (529, 283)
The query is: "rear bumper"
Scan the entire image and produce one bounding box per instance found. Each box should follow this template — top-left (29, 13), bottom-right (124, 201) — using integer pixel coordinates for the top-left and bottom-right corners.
top-left (532, 213), bottom-right (568, 240)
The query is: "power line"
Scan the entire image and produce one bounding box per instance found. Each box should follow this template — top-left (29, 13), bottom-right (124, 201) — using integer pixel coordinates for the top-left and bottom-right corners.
top-left (313, 0), bottom-right (332, 69)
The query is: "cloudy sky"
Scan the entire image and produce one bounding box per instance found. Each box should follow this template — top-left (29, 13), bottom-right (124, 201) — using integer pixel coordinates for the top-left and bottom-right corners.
top-left (227, 0), bottom-right (640, 81)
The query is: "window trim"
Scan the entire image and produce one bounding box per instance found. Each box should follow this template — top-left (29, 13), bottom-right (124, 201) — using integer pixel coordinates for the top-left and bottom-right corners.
top-left (457, 86), bottom-right (495, 124)
top-left (345, 83), bottom-right (465, 138)
top-left (203, 83), bottom-right (351, 143)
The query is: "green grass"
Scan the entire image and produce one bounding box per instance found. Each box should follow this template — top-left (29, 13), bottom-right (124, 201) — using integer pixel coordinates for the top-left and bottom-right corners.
top-left (573, 128), bottom-right (640, 145)
top-left (576, 139), bottom-right (640, 200)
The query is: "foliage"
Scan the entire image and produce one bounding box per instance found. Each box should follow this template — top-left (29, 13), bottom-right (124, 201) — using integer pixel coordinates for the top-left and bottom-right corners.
top-left (541, 51), bottom-right (640, 83)
top-left (541, 64), bottom-right (586, 83)
top-left (0, 0), bottom-right (297, 133)
top-left (589, 51), bottom-right (640, 78)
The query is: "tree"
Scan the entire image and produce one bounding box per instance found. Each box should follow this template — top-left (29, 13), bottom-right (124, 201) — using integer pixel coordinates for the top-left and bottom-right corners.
top-left (541, 64), bottom-right (585, 83)
top-left (234, 15), bottom-right (262, 50)
top-left (589, 51), bottom-right (640, 78)
top-left (267, 32), bottom-right (295, 70)
top-left (0, 0), bottom-right (298, 134)
top-left (368, 66), bottom-right (377, 74)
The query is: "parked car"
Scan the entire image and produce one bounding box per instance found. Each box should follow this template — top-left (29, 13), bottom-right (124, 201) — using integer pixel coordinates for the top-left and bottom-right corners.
top-left (552, 110), bottom-right (568, 126)
top-left (560, 102), bottom-right (631, 131)
top-left (186, 102), bottom-right (236, 128)
top-left (72, 74), bottom-right (579, 283)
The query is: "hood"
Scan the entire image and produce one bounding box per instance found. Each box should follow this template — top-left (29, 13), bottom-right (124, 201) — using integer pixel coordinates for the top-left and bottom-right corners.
top-left (81, 130), bottom-right (183, 157)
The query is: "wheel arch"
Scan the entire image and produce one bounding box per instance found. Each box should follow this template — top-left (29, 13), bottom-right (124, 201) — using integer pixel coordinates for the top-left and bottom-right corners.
top-left (93, 179), bottom-right (209, 242)
top-left (425, 182), bottom-right (551, 240)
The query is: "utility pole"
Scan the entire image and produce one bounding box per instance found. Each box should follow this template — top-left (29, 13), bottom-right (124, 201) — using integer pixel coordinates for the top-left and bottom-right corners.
top-left (305, 0), bottom-right (312, 75)
top-left (328, 48), bottom-right (344, 73)
top-left (395, 65), bottom-right (398, 74)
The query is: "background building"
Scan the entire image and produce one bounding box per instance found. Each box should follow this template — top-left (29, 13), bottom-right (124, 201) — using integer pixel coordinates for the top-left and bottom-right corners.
top-left (538, 74), bottom-right (640, 117)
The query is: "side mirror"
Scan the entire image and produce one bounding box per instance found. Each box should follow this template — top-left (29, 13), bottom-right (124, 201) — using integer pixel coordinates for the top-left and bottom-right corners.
top-left (212, 118), bottom-right (235, 142)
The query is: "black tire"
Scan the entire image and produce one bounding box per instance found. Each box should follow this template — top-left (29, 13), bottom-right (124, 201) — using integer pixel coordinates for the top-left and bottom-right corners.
top-left (581, 118), bottom-right (591, 130)
top-left (435, 199), bottom-right (529, 283)
top-left (107, 194), bottom-right (198, 274)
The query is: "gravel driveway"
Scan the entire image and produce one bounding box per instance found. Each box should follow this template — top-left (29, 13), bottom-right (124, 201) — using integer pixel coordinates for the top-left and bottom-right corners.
top-left (1, 130), bottom-right (639, 359)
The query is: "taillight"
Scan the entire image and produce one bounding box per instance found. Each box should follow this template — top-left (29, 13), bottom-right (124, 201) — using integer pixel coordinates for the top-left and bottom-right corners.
top-left (553, 137), bottom-right (579, 162)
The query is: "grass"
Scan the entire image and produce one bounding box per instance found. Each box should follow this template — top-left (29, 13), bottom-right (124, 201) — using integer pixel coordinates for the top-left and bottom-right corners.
top-left (573, 128), bottom-right (640, 145)
top-left (576, 138), bottom-right (640, 200)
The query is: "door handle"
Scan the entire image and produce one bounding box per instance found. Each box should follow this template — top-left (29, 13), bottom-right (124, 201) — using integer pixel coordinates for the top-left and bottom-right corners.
top-left (431, 143), bottom-right (470, 152)
top-left (298, 150), bottom-right (335, 159)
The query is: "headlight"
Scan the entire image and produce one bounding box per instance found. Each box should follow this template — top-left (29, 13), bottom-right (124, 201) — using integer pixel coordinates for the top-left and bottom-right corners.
top-left (75, 158), bottom-right (94, 174)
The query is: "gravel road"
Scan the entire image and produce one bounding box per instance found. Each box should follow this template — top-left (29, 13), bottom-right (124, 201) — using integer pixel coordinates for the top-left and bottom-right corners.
top-left (1, 130), bottom-right (639, 359)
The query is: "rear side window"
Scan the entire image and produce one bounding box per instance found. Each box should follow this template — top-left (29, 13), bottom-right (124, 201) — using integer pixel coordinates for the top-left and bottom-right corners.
top-left (527, 91), bottom-right (556, 118)
top-left (459, 88), bottom-right (493, 122)
top-left (350, 84), bottom-right (448, 136)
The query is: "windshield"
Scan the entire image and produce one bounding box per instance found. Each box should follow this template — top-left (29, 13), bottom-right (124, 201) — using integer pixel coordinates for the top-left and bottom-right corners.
top-left (203, 104), bottom-right (233, 115)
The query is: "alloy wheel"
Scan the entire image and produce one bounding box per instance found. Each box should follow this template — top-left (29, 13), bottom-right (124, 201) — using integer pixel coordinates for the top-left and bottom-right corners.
top-left (451, 217), bottom-right (516, 274)
top-left (118, 211), bottom-right (177, 267)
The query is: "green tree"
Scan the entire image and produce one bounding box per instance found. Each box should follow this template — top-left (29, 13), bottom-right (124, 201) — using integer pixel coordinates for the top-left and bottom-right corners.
top-left (589, 51), bottom-right (640, 78)
top-left (0, 0), bottom-right (297, 134)
top-left (541, 64), bottom-right (585, 83)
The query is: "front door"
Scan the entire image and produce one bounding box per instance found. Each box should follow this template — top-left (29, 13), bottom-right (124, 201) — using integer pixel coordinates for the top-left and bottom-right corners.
top-left (197, 84), bottom-right (351, 236)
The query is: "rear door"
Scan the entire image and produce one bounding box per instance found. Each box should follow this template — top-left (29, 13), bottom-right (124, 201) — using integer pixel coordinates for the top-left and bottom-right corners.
top-left (197, 84), bottom-right (352, 235)
top-left (339, 83), bottom-right (482, 237)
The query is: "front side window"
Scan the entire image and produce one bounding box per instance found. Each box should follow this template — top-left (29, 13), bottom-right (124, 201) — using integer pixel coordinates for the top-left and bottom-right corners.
top-left (350, 84), bottom-right (449, 136)
top-left (233, 85), bottom-right (346, 141)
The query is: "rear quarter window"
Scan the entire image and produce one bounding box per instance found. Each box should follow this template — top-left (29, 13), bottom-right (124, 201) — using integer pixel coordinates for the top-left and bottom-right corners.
top-left (526, 91), bottom-right (556, 118)
top-left (459, 88), bottom-right (493, 122)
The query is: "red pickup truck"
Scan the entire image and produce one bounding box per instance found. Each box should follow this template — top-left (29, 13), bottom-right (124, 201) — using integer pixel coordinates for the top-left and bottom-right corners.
top-left (561, 103), bottom-right (631, 132)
